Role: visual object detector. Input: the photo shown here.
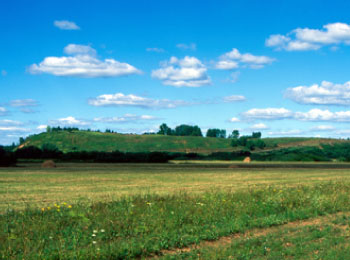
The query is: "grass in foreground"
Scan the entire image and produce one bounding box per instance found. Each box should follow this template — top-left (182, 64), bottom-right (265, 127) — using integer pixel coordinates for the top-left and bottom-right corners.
top-left (2, 182), bottom-right (350, 259)
top-left (165, 213), bottom-right (350, 259)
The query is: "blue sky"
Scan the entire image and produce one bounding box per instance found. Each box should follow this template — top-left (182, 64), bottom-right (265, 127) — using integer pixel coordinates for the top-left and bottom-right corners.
top-left (2, 0), bottom-right (350, 144)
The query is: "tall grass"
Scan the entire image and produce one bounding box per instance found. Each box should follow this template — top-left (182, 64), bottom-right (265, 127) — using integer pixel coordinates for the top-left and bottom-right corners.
top-left (1, 182), bottom-right (350, 259)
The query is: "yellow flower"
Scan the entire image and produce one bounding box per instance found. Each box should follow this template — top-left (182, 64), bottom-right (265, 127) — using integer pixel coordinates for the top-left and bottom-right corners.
top-left (41, 208), bottom-right (45, 212)
top-left (47, 207), bottom-right (51, 210)
top-left (68, 205), bottom-right (72, 208)
top-left (57, 209), bottom-right (60, 212)
top-left (63, 202), bottom-right (67, 205)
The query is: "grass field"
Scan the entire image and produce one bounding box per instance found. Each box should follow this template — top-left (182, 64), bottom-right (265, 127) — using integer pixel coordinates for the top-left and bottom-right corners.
top-left (2, 162), bottom-right (350, 259)
top-left (21, 130), bottom-right (348, 153)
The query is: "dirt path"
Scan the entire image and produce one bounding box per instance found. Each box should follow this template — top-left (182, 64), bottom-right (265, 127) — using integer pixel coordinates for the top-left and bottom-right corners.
top-left (147, 211), bottom-right (350, 259)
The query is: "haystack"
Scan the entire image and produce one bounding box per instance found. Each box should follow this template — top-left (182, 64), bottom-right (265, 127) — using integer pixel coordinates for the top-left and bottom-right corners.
top-left (41, 160), bottom-right (56, 168)
top-left (243, 157), bottom-right (251, 163)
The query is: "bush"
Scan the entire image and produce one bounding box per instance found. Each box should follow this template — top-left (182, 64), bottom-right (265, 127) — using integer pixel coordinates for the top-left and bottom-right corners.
top-left (0, 147), bottom-right (16, 167)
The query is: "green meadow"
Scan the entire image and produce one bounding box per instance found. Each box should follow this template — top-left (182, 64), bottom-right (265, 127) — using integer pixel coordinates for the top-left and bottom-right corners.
top-left (2, 162), bottom-right (350, 259)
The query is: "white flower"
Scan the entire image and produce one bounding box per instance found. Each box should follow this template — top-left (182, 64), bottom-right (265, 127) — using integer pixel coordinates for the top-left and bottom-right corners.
top-left (93, 241), bottom-right (97, 244)
top-left (100, 229), bottom-right (105, 233)
top-left (92, 234), bottom-right (96, 237)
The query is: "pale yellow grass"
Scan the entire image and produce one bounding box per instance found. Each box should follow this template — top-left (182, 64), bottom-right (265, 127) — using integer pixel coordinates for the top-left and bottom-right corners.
top-left (1, 162), bottom-right (350, 210)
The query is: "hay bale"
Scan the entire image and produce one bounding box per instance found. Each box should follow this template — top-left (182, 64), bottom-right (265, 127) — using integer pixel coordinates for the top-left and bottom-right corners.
top-left (243, 157), bottom-right (251, 163)
top-left (41, 160), bottom-right (56, 168)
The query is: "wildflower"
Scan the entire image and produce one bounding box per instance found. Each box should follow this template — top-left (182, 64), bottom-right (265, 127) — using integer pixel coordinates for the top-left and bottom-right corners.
top-left (54, 203), bottom-right (58, 207)
top-left (68, 205), bottom-right (72, 208)
top-left (49, 236), bottom-right (53, 239)
top-left (57, 209), bottom-right (60, 212)
top-left (41, 208), bottom-right (45, 212)
top-left (92, 241), bottom-right (97, 244)
top-left (100, 229), bottom-right (105, 233)
top-left (92, 234), bottom-right (96, 237)
top-left (47, 207), bottom-right (51, 210)
top-left (93, 230), bottom-right (98, 234)
top-left (146, 202), bottom-right (152, 206)
top-left (63, 202), bottom-right (67, 205)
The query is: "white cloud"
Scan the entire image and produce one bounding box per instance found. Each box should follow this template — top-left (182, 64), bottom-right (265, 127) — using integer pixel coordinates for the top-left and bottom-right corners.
top-left (267, 129), bottom-right (303, 136)
top-left (49, 116), bottom-right (89, 126)
top-left (223, 95), bottom-right (246, 102)
top-left (310, 125), bottom-right (335, 131)
top-left (10, 99), bottom-right (38, 107)
top-left (0, 126), bottom-right (30, 132)
top-left (295, 109), bottom-right (350, 122)
top-left (0, 120), bottom-right (23, 126)
top-left (88, 93), bottom-right (191, 109)
top-left (285, 81), bottom-right (350, 106)
top-left (54, 20), bottom-right (80, 30)
top-left (64, 44), bottom-right (96, 56)
top-left (241, 107), bottom-right (350, 122)
top-left (0, 107), bottom-right (8, 116)
top-left (37, 125), bottom-right (48, 130)
top-left (176, 43), bottom-right (196, 50)
top-left (250, 123), bottom-right (269, 130)
top-left (229, 117), bottom-right (240, 122)
top-left (216, 48), bottom-right (275, 70)
top-left (94, 114), bottom-right (159, 123)
top-left (151, 56), bottom-right (211, 87)
top-left (216, 60), bottom-right (239, 70)
top-left (29, 44), bottom-right (141, 78)
top-left (146, 47), bottom-right (165, 53)
top-left (1, 70), bottom-right (7, 76)
top-left (266, 22), bottom-right (350, 51)
top-left (241, 108), bottom-right (293, 120)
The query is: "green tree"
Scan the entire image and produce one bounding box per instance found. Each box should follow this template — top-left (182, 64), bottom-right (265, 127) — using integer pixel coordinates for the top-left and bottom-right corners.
top-left (231, 130), bottom-right (240, 139)
top-left (157, 123), bottom-right (172, 135)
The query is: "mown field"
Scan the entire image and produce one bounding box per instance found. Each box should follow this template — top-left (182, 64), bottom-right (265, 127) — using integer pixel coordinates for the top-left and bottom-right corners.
top-left (1, 162), bottom-right (350, 259)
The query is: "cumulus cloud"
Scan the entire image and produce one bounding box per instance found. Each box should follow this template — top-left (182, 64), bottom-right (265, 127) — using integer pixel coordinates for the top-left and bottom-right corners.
top-left (64, 44), bottom-right (96, 56)
top-left (88, 93), bottom-right (191, 109)
top-left (241, 108), bottom-right (294, 120)
top-left (146, 47), bottom-right (165, 53)
top-left (0, 126), bottom-right (30, 133)
top-left (94, 114), bottom-right (159, 123)
top-left (241, 107), bottom-right (350, 122)
top-left (250, 123), bottom-right (269, 130)
top-left (0, 107), bottom-right (8, 116)
top-left (0, 119), bottom-right (23, 126)
top-left (223, 95), bottom-right (246, 102)
top-left (49, 116), bottom-right (90, 126)
top-left (176, 43), bottom-right (196, 50)
top-left (229, 117), bottom-right (240, 123)
top-left (267, 129), bottom-right (303, 136)
top-left (37, 125), bottom-right (48, 130)
top-left (310, 125), bottom-right (335, 131)
top-left (10, 99), bottom-right (38, 107)
top-left (294, 109), bottom-right (350, 122)
top-left (29, 44), bottom-right (141, 78)
top-left (215, 48), bottom-right (275, 70)
top-left (151, 56), bottom-right (211, 87)
top-left (266, 22), bottom-right (350, 51)
top-left (285, 81), bottom-right (350, 106)
top-left (54, 20), bottom-right (80, 30)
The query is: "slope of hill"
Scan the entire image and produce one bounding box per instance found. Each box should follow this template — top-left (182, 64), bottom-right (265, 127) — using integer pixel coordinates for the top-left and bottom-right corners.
top-left (20, 130), bottom-right (349, 154)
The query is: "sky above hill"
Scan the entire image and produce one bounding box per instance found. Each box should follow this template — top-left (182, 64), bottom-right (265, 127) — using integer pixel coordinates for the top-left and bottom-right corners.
top-left (2, 0), bottom-right (350, 144)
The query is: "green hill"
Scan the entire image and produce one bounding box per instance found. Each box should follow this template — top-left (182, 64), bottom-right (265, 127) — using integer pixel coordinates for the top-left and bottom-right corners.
top-left (20, 130), bottom-right (348, 154)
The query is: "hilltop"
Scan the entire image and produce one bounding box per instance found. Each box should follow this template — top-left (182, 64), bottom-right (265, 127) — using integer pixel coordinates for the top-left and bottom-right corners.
top-left (19, 130), bottom-right (348, 154)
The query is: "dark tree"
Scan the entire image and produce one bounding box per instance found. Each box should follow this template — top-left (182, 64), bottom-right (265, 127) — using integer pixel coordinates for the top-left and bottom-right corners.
top-left (206, 129), bottom-right (226, 138)
top-left (252, 132), bottom-right (262, 139)
top-left (231, 130), bottom-right (240, 139)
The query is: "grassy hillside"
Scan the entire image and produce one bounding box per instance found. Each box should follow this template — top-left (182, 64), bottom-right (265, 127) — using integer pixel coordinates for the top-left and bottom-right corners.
top-left (20, 130), bottom-right (349, 154)
top-left (22, 131), bottom-right (234, 153)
